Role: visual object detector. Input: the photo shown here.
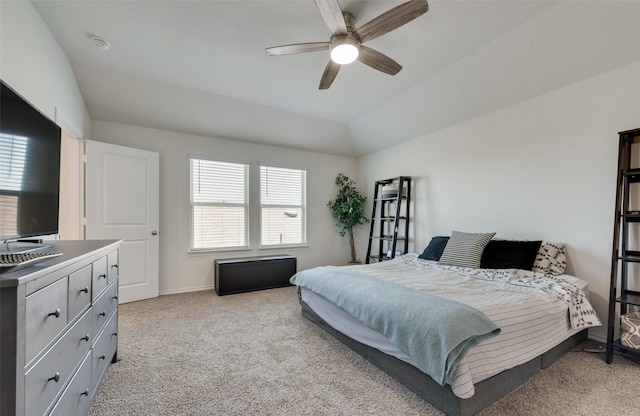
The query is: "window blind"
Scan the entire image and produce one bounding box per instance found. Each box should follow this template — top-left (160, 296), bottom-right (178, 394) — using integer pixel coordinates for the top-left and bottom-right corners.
top-left (190, 159), bottom-right (248, 250)
top-left (260, 166), bottom-right (306, 246)
top-left (0, 134), bottom-right (28, 192)
top-left (0, 134), bottom-right (27, 236)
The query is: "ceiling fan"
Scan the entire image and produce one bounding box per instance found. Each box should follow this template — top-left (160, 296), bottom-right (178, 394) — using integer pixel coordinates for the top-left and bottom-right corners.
top-left (265, 0), bottom-right (429, 90)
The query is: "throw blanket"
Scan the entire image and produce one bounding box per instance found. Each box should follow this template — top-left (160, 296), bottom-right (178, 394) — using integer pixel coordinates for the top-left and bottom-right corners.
top-left (431, 262), bottom-right (601, 329)
top-left (291, 266), bottom-right (501, 385)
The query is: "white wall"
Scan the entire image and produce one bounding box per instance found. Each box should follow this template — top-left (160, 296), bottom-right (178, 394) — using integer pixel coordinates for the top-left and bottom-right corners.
top-left (0, 1), bottom-right (90, 136)
top-left (91, 120), bottom-right (357, 295)
top-left (1, 1), bottom-right (90, 239)
top-left (357, 60), bottom-right (640, 341)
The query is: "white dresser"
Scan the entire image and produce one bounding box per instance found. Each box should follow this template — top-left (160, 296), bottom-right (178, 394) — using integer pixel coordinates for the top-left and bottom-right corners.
top-left (0, 240), bottom-right (121, 416)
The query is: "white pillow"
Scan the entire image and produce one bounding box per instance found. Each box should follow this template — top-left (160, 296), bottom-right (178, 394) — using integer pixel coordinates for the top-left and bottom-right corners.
top-left (438, 230), bottom-right (496, 269)
top-left (532, 241), bottom-right (567, 275)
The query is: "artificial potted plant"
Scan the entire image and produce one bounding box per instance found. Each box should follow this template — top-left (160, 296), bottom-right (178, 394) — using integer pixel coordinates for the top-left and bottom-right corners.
top-left (327, 173), bottom-right (368, 264)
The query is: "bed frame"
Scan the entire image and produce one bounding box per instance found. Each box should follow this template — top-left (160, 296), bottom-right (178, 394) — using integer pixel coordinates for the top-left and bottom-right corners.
top-left (301, 301), bottom-right (587, 416)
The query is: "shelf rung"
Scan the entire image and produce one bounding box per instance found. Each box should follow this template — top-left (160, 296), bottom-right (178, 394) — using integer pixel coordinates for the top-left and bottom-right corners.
top-left (618, 253), bottom-right (640, 262)
top-left (623, 211), bottom-right (640, 222)
top-left (370, 236), bottom-right (407, 241)
top-left (376, 197), bottom-right (407, 202)
top-left (625, 168), bottom-right (640, 182)
top-left (372, 216), bottom-right (408, 222)
top-left (611, 339), bottom-right (640, 361)
top-left (366, 255), bottom-right (391, 262)
top-left (626, 175), bottom-right (640, 183)
top-left (617, 292), bottom-right (640, 305)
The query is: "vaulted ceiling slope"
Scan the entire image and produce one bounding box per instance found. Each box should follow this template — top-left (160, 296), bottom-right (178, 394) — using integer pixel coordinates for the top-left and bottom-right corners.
top-left (33, 1), bottom-right (640, 157)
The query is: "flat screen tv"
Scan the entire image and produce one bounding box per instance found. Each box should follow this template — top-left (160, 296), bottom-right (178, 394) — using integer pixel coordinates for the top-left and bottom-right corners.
top-left (0, 80), bottom-right (61, 254)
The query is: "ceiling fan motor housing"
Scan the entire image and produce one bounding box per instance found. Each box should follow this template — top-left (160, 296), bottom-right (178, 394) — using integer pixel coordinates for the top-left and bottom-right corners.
top-left (342, 12), bottom-right (357, 34)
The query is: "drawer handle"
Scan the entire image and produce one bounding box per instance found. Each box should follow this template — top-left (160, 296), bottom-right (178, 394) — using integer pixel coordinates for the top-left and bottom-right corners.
top-left (99, 311), bottom-right (107, 317)
top-left (112, 295), bottom-right (118, 301)
top-left (48, 372), bottom-right (60, 383)
top-left (81, 334), bottom-right (90, 342)
top-left (99, 274), bottom-right (107, 280)
top-left (80, 286), bottom-right (89, 294)
top-left (81, 389), bottom-right (89, 397)
top-left (111, 264), bottom-right (118, 269)
top-left (47, 308), bottom-right (61, 318)
top-left (98, 355), bottom-right (106, 360)
top-left (112, 331), bottom-right (118, 337)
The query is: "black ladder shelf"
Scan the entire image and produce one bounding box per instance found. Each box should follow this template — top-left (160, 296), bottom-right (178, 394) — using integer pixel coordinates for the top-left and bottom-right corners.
top-left (365, 176), bottom-right (411, 264)
top-left (607, 127), bottom-right (640, 364)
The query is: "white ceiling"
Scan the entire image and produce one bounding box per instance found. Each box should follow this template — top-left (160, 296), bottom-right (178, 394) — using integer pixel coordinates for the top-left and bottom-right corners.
top-left (32, 1), bottom-right (640, 157)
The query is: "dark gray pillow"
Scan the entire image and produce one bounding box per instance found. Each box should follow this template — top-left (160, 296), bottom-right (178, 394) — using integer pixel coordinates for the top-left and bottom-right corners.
top-left (439, 231), bottom-right (496, 268)
top-left (418, 236), bottom-right (450, 261)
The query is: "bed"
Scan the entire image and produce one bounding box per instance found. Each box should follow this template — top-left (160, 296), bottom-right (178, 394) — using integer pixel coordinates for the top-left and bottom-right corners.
top-left (290, 233), bottom-right (601, 416)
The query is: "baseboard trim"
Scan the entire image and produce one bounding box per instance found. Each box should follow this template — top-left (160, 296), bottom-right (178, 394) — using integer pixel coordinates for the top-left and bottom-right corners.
top-left (588, 333), bottom-right (606, 344)
top-left (159, 285), bottom-right (215, 296)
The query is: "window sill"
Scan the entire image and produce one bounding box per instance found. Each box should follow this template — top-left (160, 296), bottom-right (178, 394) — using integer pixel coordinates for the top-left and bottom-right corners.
top-left (188, 247), bottom-right (252, 256)
top-left (188, 244), bottom-right (309, 255)
top-left (259, 244), bottom-right (309, 251)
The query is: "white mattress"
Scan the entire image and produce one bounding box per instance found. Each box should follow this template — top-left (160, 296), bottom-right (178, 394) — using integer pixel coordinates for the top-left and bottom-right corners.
top-left (300, 254), bottom-right (592, 399)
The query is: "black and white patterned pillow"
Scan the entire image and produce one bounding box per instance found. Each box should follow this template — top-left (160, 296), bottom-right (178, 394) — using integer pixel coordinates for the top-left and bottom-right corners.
top-left (621, 311), bottom-right (640, 350)
top-left (531, 241), bottom-right (567, 275)
top-left (438, 231), bottom-right (496, 269)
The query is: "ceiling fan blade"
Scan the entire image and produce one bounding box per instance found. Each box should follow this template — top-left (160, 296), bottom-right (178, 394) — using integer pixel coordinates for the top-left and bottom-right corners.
top-left (314, 0), bottom-right (347, 35)
top-left (355, 0), bottom-right (428, 44)
top-left (319, 60), bottom-right (341, 90)
top-left (358, 46), bottom-right (402, 75)
top-left (265, 42), bottom-right (330, 56)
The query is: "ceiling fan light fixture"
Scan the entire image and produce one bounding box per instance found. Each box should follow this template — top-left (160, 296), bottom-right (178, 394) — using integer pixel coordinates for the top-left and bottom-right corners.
top-left (330, 37), bottom-right (359, 65)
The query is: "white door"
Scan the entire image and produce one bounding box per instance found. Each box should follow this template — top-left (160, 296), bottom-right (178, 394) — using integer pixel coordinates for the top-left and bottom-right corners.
top-left (85, 140), bottom-right (159, 303)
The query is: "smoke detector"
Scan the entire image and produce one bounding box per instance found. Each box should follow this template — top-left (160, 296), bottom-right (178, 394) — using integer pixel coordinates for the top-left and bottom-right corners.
top-left (90, 35), bottom-right (111, 51)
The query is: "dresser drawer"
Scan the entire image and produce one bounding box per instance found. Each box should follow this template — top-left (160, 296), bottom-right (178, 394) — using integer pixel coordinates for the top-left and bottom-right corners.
top-left (68, 264), bottom-right (92, 322)
top-left (91, 278), bottom-right (118, 345)
top-left (92, 311), bottom-right (118, 392)
top-left (25, 277), bottom-right (69, 365)
top-left (107, 250), bottom-right (119, 285)
top-left (50, 352), bottom-right (92, 416)
top-left (92, 256), bottom-right (108, 301)
top-left (24, 310), bottom-right (91, 416)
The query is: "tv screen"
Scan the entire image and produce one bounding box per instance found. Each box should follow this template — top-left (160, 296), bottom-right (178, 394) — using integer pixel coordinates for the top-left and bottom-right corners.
top-left (0, 80), bottom-right (61, 243)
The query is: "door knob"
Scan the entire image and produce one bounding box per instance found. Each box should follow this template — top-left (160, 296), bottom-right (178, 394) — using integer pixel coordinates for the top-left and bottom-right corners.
top-left (151, 230), bottom-right (158, 235)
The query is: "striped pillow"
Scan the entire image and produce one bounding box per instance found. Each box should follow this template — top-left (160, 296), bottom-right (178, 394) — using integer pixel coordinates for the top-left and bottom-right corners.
top-left (439, 231), bottom-right (496, 268)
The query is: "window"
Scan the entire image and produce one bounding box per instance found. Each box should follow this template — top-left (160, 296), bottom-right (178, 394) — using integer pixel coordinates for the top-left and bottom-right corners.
top-left (260, 166), bottom-right (306, 246)
top-left (0, 134), bottom-right (28, 235)
top-left (0, 133), bottom-right (28, 192)
top-left (190, 159), bottom-right (248, 250)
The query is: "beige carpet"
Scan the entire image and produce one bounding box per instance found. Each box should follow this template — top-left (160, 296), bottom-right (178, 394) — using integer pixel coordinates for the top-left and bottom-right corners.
top-left (89, 286), bottom-right (639, 416)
